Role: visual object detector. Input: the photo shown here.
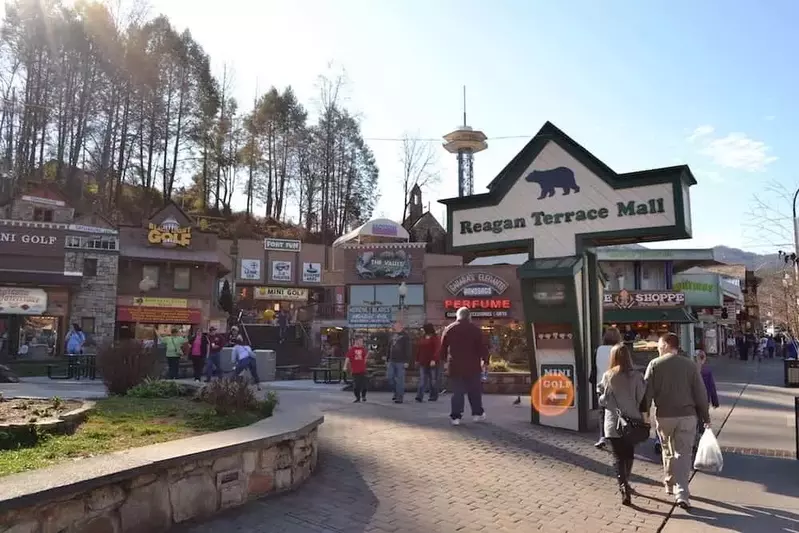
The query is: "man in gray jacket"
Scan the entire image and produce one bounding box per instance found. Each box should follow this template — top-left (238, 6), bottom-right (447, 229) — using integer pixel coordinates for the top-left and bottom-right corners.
top-left (387, 321), bottom-right (412, 403)
top-left (643, 332), bottom-right (710, 509)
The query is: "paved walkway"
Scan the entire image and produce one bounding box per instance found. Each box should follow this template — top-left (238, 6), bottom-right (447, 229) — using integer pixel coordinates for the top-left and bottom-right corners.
top-left (3, 358), bottom-right (797, 533)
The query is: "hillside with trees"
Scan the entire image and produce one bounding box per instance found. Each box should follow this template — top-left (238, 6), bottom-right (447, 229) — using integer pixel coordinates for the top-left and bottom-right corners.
top-left (0, 0), bottom-right (380, 241)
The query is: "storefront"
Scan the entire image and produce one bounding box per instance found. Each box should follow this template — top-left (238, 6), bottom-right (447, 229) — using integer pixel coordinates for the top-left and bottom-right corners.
top-left (0, 287), bottom-right (67, 359)
top-left (116, 202), bottom-right (228, 340)
top-left (602, 289), bottom-right (695, 365)
top-left (238, 285), bottom-right (310, 321)
top-left (674, 272), bottom-right (743, 355)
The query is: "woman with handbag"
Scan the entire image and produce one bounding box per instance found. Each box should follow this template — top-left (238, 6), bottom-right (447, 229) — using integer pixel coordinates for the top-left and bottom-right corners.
top-left (597, 343), bottom-right (648, 505)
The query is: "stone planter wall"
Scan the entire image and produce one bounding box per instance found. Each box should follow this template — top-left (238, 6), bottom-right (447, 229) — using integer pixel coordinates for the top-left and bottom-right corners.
top-left (369, 371), bottom-right (532, 395)
top-left (0, 408), bottom-right (323, 533)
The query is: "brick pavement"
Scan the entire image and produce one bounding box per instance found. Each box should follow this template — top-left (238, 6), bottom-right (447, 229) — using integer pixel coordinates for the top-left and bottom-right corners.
top-left (179, 393), bottom-right (675, 533)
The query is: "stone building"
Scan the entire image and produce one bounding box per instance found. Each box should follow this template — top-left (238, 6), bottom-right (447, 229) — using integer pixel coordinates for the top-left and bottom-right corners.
top-left (0, 186), bottom-right (119, 358)
top-left (402, 184), bottom-right (447, 254)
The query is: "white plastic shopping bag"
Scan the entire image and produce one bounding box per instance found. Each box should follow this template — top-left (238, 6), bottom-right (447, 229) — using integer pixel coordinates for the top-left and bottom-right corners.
top-left (693, 428), bottom-right (724, 473)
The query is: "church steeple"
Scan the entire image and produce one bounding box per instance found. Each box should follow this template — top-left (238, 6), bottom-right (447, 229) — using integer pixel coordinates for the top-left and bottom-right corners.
top-left (407, 183), bottom-right (423, 226)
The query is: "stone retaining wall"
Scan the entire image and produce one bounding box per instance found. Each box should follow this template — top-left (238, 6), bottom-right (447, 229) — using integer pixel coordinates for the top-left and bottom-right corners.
top-left (0, 408), bottom-right (323, 533)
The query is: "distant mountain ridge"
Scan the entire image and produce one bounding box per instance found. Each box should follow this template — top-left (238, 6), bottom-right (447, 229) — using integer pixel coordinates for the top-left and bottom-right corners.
top-left (602, 243), bottom-right (778, 270)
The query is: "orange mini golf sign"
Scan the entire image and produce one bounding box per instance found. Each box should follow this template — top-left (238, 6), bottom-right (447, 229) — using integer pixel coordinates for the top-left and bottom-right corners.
top-left (531, 364), bottom-right (575, 416)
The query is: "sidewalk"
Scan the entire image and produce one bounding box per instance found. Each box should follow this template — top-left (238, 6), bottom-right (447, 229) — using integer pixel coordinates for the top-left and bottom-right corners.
top-left (663, 357), bottom-right (799, 532)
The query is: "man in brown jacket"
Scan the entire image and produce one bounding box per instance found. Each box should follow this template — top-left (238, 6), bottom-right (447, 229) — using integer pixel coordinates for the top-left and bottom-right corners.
top-left (438, 307), bottom-right (489, 426)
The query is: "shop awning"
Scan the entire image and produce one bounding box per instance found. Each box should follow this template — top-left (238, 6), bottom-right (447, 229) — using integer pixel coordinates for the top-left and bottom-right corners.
top-left (603, 307), bottom-right (697, 324)
top-left (0, 269), bottom-right (83, 286)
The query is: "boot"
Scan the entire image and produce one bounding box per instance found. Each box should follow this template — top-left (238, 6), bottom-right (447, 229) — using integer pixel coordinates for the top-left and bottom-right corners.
top-left (624, 458), bottom-right (635, 494)
top-left (617, 477), bottom-right (631, 505)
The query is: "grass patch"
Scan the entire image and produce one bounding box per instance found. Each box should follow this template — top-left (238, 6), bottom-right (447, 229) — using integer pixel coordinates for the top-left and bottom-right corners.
top-left (0, 396), bottom-right (263, 477)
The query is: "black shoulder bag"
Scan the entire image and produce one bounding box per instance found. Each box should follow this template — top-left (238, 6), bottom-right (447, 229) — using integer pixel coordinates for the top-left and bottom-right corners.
top-left (609, 383), bottom-right (651, 444)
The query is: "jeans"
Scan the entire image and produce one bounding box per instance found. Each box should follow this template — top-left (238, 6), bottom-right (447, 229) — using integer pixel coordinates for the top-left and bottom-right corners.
top-left (352, 373), bottom-right (368, 400)
top-left (190, 356), bottom-right (205, 380)
top-left (204, 352), bottom-right (222, 380)
top-left (608, 437), bottom-right (635, 487)
top-left (166, 357), bottom-right (180, 379)
top-left (656, 415), bottom-right (697, 502)
top-left (416, 366), bottom-right (438, 400)
top-left (387, 361), bottom-right (406, 400)
top-left (450, 374), bottom-right (484, 419)
top-left (235, 357), bottom-right (260, 384)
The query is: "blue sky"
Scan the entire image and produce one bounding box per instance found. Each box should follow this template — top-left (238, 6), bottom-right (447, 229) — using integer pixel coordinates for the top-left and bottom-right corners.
top-left (145, 0), bottom-right (798, 253)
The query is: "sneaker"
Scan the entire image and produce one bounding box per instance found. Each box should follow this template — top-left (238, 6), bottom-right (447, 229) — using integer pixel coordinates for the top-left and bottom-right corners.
top-left (451, 418), bottom-right (461, 426)
top-left (353, 398), bottom-right (361, 403)
top-left (361, 397), bottom-right (366, 402)
top-left (594, 439), bottom-right (607, 450)
top-left (472, 413), bottom-right (487, 423)
top-left (393, 399), bottom-right (403, 404)
top-left (677, 500), bottom-right (691, 510)
top-left (415, 397), bottom-right (423, 403)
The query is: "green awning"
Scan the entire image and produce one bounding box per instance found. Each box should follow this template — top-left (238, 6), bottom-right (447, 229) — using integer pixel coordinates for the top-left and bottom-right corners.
top-left (603, 307), bottom-right (697, 324)
top-left (518, 256), bottom-right (584, 279)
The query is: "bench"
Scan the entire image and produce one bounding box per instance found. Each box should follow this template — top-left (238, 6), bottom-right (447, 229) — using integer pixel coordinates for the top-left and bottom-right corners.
top-left (47, 355), bottom-right (97, 381)
top-left (311, 366), bottom-right (342, 384)
top-left (275, 365), bottom-right (300, 380)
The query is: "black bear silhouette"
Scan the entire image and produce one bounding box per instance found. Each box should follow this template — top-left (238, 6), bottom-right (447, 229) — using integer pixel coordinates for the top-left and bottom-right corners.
top-left (524, 167), bottom-right (581, 200)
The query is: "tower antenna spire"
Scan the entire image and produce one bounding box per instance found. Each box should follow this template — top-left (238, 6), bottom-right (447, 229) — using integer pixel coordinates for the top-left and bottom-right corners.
top-left (443, 86), bottom-right (487, 197)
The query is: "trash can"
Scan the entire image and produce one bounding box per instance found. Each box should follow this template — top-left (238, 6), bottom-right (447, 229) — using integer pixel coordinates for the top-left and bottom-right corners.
top-left (795, 397), bottom-right (798, 460)
top-left (784, 359), bottom-right (799, 387)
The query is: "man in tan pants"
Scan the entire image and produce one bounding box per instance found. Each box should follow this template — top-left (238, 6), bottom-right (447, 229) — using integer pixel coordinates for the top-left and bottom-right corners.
top-left (643, 333), bottom-right (710, 509)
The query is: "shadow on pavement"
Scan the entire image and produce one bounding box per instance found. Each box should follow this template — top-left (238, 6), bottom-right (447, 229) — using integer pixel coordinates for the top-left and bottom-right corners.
top-left (176, 446), bottom-right (381, 533)
top-left (703, 453), bottom-right (799, 499)
top-left (668, 497), bottom-right (799, 532)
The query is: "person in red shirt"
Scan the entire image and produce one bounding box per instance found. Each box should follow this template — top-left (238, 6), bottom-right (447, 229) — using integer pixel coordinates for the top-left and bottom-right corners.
top-left (344, 337), bottom-right (369, 403)
top-left (415, 323), bottom-right (441, 402)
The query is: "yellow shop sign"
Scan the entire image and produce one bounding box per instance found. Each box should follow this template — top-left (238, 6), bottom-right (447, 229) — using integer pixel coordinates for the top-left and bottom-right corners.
top-left (133, 297), bottom-right (188, 308)
top-left (254, 286), bottom-right (309, 301)
top-left (147, 216), bottom-right (191, 247)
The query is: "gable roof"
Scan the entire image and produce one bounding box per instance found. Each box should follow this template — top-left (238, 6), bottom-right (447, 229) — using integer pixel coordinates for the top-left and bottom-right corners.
top-left (147, 200), bottom-right (195, 226)
top-left (440, 121), bottom-right (696, 209)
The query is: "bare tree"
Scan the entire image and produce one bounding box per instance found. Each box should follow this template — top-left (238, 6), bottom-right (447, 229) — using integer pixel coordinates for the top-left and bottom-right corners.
top-left (744, 180), bottom-right (799, 251)
top-left (398, 132), bottom-right (439, 223)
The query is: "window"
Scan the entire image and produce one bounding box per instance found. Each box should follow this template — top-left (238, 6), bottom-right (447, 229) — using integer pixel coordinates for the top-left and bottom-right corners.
top-left (80, 317), bottom-right (96, 334)
top-left (83, 258), bottom-right (98, 277)
top-left (349, 285), bottom-right (375, 306)
top-left (65, 235), bottom-right (119, 250)
top-left (33, 208), bottom-right (53, 222)
top-left (173, 267), bottom-right (191, 291)
top-left (142, 265), bottom-right (160, 288)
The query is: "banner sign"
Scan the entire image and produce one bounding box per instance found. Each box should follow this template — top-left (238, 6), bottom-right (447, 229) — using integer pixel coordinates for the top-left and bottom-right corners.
top-left (133, 297), bottom-right (188, 308)
top-left (445, 272), bottom-right (508, 296)
top-left (444, 298), bottom-right (510, 318)
top-left (271, 260), bottom-right (293, 282)
top-left (603, 290), bottom-right (685, 309)
top-left (117, 306), bottom-right (202, 324)
top-left (302, 262), bottom-right (322, 283)
top-left (264, 238), bottom-right (301, 252)
top-left (347, 305), bottom-right (394, 327)
top-left (0, 287), bottom-right (47, 315)
top-left (240, 259), bottom-right (262, 280)
top-left (253, 286), bottom-right (309, 301)
top-left (356, 249), bottom-right (411, 279)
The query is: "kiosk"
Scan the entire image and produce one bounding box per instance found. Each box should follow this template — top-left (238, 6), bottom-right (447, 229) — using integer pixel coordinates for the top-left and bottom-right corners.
top-left (440, 122), bottom-right (696, 431)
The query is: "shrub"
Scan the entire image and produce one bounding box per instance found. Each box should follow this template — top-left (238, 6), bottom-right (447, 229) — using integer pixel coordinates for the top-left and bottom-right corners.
top-left (96, 340), bottom-right (159, 396)
top-left (198, 377), bottom-right (257, 415)
top-left (257, 390), bottom-right (279, 418)
top-left (127, 378), bottom-right (186, 398)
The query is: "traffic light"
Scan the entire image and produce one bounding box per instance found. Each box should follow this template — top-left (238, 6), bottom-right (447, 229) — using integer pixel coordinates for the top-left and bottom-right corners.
top-left (721, 308), bottom-right (728, 319)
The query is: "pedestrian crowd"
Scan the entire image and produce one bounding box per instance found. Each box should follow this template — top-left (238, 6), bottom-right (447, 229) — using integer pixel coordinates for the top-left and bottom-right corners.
top-left (594, 327), bottom-right (719, 509)
top-left (344, 306), bottom-right (490, 425)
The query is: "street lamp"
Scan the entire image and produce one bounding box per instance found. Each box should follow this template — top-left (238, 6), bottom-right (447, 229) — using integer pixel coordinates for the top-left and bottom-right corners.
top-left (134, 277), bottom-right (156, 341)
top-left (397, 282), bottom-right (408, 308)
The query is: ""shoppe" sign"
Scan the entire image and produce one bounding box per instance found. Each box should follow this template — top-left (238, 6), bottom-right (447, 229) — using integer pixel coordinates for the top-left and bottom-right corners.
top-left (603, 289), bottom-right (686, 309)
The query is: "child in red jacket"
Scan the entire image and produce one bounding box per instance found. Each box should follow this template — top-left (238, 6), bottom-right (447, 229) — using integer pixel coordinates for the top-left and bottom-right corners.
top-left (345, 337), bottom-right (369, 403)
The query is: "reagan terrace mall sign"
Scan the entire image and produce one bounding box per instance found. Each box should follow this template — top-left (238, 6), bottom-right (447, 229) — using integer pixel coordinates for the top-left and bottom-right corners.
top-left (441, 122), bottom-right (695, 259)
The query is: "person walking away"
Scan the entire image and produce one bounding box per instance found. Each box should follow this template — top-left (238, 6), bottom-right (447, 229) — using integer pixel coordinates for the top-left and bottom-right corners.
top-left (593, 327), bottom-right (622, 449)
top-left (277, 309), bottom-right (289, 343)
top-left (232, 336), bottom-right (261, 390)
top-left (65, 324), bottom-right (85, 356)
top-left (387, 321), bottom-right (411, 403)
top-left (736, 333), bottom-right (747, 361)
top-left (163, 328), bottom-right (187, 380)
top-left (766, 335), bottom-right (776, 359)
top-left (204, 325), bottom-right (225, 381)
top-left (345, 337), bottom-right (369, 402)
top-left (643, 333), bottom-right (711, 509)
top-left (438, 307), bottom-right (489, 426)
top-left (694, 350), bottom-right (719, 450)
top-left (188, 327), bottom-right (209, 382)
top-left (415, 323), bottom-right (441, 402)
top-left (785, 335), bottom-right (799, 360)
top-left (597, 343), bottom-right (646, 505)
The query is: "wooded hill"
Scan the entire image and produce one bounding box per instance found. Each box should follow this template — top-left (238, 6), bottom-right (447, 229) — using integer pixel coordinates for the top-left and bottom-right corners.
top-left (0, 0), bottom-right (380, 243)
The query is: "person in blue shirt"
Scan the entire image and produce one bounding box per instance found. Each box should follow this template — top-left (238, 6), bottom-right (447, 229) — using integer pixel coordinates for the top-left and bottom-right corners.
top-left (786, 335), bottom-right (798, 360)
top-left (65, 324), bottom-right (86, 356)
